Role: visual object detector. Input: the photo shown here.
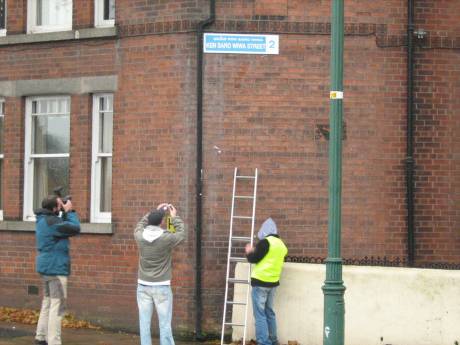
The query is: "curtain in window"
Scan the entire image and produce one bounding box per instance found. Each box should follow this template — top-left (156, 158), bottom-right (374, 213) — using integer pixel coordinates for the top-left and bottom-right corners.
top-left (104, 0), bottom-right (115, 20)
top-left (37, 0), bottom-right (72, 26)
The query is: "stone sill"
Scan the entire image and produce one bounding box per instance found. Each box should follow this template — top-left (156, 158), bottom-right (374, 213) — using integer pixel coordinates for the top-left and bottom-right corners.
top-left (0, 221), bottom-right (112, 234)
top-left (0, 27), bottom-right (117, 46)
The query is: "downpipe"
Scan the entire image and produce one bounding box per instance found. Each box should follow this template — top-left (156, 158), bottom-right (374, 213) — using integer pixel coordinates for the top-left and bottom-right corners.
top-left (195, 0), bottom-right (215, 340)
top-left (406, 0), bottom-right (415, 266)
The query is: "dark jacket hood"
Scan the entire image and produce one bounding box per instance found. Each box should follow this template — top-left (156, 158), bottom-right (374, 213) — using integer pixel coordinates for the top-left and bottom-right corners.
top-left (34, 208), bottom-right (56, 217)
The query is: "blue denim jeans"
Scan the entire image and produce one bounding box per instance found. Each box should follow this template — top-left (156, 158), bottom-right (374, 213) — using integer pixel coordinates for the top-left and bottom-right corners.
top-left (251, 286), bottom-right (278, 345)
top-left (137, 284), bottom-right (175, 345)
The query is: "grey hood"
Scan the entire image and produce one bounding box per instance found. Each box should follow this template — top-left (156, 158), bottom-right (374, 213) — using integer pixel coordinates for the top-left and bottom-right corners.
top-left (257, 217), bottom-right (278, 240)
top-left (142, 225), bottom-right (164, 243)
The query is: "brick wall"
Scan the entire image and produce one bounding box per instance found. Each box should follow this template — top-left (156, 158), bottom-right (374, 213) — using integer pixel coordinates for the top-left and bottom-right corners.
top-left (198, 34), bottom-right (408, 329)
top-left (6, 0), bottom-right (26, 34)
top-left (0, 0), bottom-right (458, 336)
top-left (3, 98), bottom-right (23, 218)
top-left (116, 0), bottom-right (207, 26)
top-left (73, 0), bottom-right (94, 30)
top-left (412, 0), bottom-right (460, 264)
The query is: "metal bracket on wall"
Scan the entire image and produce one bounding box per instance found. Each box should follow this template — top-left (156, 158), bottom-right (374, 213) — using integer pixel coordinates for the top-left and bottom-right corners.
top-left (315, 122), bottom-right (347, 141)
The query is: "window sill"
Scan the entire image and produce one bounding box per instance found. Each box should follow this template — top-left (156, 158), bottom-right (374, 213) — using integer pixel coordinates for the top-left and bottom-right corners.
top-left (0, 220), bottom-right (113, 234)
top-left (28, 25), bottom-right (73, 34)
top-left (0, 27), bottom-right (117, 46)
top-left (95, 21), bottom-right (115, 29)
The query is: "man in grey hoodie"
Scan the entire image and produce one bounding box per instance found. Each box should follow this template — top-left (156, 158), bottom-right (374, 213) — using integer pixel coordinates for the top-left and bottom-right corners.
top-left (245, 218), bottom-right (288, 345)
top-left (134, 203), bottom-right (185, 345)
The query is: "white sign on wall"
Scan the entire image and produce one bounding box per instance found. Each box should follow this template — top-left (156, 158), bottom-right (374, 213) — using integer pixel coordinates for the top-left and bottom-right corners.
top-left (204, 33), bottom-right (279, 55)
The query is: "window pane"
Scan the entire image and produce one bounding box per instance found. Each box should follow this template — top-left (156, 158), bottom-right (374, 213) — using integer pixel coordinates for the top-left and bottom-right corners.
top-left (99, 96), bottom-right (105, 111)
top-left (32, 115), bottom-right (70, 154)
top-left (32, 99), bottom-right (69, 115)
top-left (104, 0), bottom-right (115, 20)
top-left (0, 115), bottom-right (3, 154)
top-left (59, 99), bottom-right (69, 113)
top-left (99, 112), bottom-right (113, 153)
top-left (98, 95), bottom-right (113, 153)
top-left (99, 95), bottom-right (113, 112)
top-left (0, 160), bottom-right (3, 209)
top-left (0, 101), bottom-right (3, 210)
top-left (37, 0), bottom-right (72, 27)
top-left (39, 99), bottom-right (47, 113)
top-left (37, 0), bottom-right (42, 25)
top-left (0, 0), bottom-right (5, 29)
top-left (100, 157), bottom-right (112, 212)
top-left (33, 158), bottom-right (69, 210)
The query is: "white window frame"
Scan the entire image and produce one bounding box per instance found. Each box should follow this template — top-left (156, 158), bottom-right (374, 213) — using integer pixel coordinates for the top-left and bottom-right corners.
top-left (95, 0), bottom-right (115, 28)
top-left (27, 0), bottom-right (72, 34)
top-left (23, 96), bottom-right (71, 221)
top-left (0, 98), bottom-right (4, 221)
top-left (0, 0), bottom-right (7, 36)
top-left (91, 93), bottom-right (113, 223)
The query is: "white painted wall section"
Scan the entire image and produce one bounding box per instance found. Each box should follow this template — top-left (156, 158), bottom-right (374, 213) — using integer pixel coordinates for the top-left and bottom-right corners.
top-left (232, 263), bottom-right (460, 345)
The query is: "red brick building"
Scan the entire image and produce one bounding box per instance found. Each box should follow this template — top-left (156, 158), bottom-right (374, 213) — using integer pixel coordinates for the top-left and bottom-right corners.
top-left (0, 0), bottom-right (459, 336)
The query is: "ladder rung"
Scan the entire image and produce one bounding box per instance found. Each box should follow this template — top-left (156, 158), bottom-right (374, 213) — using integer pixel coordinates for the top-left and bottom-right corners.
top-left (233, 216), bottom-right (252, 219)
top-left (236, 175), bottom-right (256, 179)
top-left (230, 257), bottom-right (246, 262)
top-left (228, 278), bottom-right (249, 284)
top-left (226, 301), bottom-right (247, 305)
top-left (231, 236), bottom-right (252, 241)
top-left (234, 195), bottom-right (254, 199)
top-left (224, 322), bottom-right (245, 327)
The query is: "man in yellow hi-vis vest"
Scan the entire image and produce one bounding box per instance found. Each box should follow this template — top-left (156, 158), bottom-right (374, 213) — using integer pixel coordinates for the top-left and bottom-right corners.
top-left (245, 218), bottom-right (288, 345)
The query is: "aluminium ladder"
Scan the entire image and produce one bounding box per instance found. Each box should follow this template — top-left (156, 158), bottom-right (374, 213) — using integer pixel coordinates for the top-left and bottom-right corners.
top-left (221, 167), bottom-right (258, 345)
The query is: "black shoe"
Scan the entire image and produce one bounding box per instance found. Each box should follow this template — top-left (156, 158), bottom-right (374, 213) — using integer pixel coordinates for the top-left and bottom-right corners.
top-left (34, 340), bottom-right (48, 345)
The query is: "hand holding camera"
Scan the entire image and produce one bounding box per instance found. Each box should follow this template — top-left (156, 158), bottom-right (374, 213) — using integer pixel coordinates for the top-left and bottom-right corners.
top-left (61, 199), bottom-right (73, 213)
top-left (53, 186), bottom-right (72, 213)
top-left (156, 203), bottom-right (177, 218)
top-left (168, 204), bottom-right (177, 217)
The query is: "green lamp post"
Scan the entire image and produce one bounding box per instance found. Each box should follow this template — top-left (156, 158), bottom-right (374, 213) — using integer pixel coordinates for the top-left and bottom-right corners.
top-left (322, 1), bottom-right (346, 345)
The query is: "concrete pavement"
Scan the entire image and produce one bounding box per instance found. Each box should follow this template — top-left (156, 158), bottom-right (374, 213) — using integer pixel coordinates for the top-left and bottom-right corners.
top-left (0, 321), bottom-right (223, 345)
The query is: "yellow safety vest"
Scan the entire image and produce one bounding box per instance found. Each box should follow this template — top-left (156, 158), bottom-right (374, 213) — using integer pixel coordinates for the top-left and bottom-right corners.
top-left (251, 236), bottom-right (288, 283)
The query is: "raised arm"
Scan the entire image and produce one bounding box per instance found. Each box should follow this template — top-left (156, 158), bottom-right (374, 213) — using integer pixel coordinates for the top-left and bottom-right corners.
top-left (53, 200), bottom-right (81, 238)
top-left (246, 239), bottom-right (269, 263)
top-left (167, 204), bottom-right (186, 247)
top-left (134, 213), bottom-right (149, 236)
top-left (169, 216), bottom-right (186, 247)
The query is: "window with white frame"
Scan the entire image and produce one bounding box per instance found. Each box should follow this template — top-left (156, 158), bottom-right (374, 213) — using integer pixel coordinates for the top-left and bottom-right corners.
top-left (0, 99), bottom-right (4, 220)
top-left (24, 96), bottom-right (70, 221)
top-left (0, 0), bottom-right (6, 36)
top-left (95, 0), bottom-right (115, 27)
top-left (27, 0), bottom-right (72, 34)
top-left (91, 94), bottom-right (113, 223)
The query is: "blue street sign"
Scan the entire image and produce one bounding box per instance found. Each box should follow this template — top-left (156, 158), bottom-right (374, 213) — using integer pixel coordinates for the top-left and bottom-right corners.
top-left (204, 33), bottom-right (279, 55)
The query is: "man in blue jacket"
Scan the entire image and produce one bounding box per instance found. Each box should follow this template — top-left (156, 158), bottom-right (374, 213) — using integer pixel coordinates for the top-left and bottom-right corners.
top-left (34, 195), bottom-right (80, 345)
